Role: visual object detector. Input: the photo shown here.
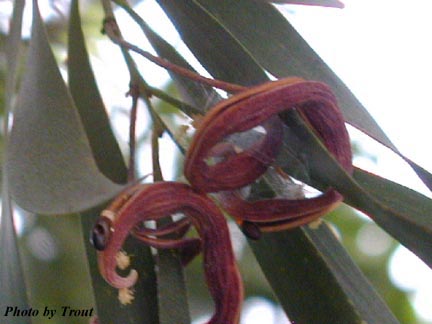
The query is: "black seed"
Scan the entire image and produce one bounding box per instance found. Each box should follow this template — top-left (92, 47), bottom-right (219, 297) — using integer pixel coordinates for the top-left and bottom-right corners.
top-left (90, 217), bottom-right (112, 251)
top-left (241, 221), bottom-right (262, 240)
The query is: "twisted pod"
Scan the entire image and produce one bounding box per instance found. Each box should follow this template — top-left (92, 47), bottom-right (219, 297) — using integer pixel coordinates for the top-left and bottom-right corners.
top-left (185, 78), bottom-right (352, 235)
top-left (92, 182), bottom-right (243, 324)
top-left (92, 77), bottom-right (352, 323)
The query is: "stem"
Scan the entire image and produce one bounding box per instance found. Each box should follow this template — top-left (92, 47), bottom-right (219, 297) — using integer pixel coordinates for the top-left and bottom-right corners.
top-left (102, 17), bottom-right (246, 94)
top-left (141, 90), bottom-right (164, 182)
top-left (143, 84), bottom-right (202, 117)
top-left (151, 129), bottom-right (163, 182)
top-left (127, 83), bottom-right (140, 182)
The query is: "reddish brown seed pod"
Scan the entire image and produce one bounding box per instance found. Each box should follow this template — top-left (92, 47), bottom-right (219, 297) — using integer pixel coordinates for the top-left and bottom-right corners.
top-left (185, 78), bottom-right (352, 192)
top-left (93, 76), bottom-right (353, 324)
top-left (96, 182), bottom-right (243, 324)
top-left (184, 78), bottom-right (353, 232)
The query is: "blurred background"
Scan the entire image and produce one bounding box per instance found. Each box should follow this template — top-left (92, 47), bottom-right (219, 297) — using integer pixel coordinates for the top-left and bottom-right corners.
top-left (1, 0), bottom-right (431, 323)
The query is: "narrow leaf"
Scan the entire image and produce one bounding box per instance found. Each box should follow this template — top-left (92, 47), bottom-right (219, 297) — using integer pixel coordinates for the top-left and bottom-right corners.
top-left (251, 223), bottom-right (399, 324)
top-left (4, 0), bottom-right (24, 109)
top-left (6, 0), bottom-right (123, 215)
top-left (399, 157), bottom-right (432, 191)
top-left (353, 168), bottom-right (432, 252)
top-left (261, 0), bottom-right (344, 8)
top-left (280, 111), bottom-right (432, 267)
top-left (0, 196), bottom-right (31, 324)
top-left (68, 0), bottom-right (127, 184)
top-left (1, 1), bottom-right (31, 322)
top-left (303, 224), bottom-right (399, 324)
top-left (156, 249), bottom-right (191, 324)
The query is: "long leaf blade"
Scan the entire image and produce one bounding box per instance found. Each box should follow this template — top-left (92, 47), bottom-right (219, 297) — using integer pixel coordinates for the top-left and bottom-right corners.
top-left (6, 0), bottom-right (123, 215)
top-left (0, 198), bottom-right (31, 324)
top-left (261, 0), bottom-right (344, 7)
top-left (68, 0), bottom-right (127, 184)
top-left (251, 223), bottom-right (400, 324)
top-left (279, 111), bottom-right (432, 267)
top-left (1, 1), bottom-right (31, 322)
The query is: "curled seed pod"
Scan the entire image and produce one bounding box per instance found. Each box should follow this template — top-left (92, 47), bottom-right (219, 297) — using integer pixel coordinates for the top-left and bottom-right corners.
top-left (185, 78), bottom-right (352, 193)
top-left (185, 78), bottom-right (353, 232)
top-left (96, 182), bottom-right (243, 323)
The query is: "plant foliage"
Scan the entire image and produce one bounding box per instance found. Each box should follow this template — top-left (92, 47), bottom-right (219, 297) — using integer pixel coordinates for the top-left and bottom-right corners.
top-left (1, 1), bottom-right (431, 324)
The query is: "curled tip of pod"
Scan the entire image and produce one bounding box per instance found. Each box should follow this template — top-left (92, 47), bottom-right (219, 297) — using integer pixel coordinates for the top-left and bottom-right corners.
top-left (106, 268), bottom-right (139, 290)
top-left (90, 216), bottom-right (113, 251)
